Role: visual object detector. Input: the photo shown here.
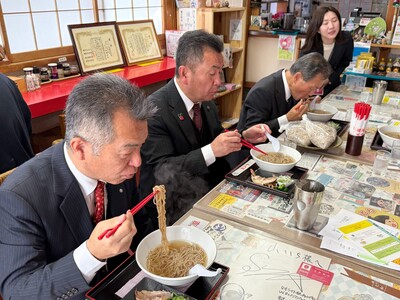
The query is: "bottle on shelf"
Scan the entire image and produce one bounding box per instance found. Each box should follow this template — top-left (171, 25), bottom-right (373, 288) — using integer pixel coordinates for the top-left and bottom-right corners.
top-left (386, 58), bottom-right (393, 73)
top-left (32, 66), bottom-right (41, 89)
top-left (378, 57), bottom-right (386, 75)
top-left (23, 67), bottom-right (36, 92)
top-left (393, 57), bottom-right (400, 73)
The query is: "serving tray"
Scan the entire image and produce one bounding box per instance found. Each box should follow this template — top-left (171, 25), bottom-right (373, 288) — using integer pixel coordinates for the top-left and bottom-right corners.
top-left (86, 255), bottom-right (229, 300)
top-left (331, 119), bottom-right (350, 137)
top-left (225, 156), bottom-right (308, 199)
top-left (370, 130), bottom-right (391, 151)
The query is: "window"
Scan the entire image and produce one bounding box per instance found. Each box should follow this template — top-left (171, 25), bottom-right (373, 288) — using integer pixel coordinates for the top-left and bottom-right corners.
top-left (0, 0), bottom-right (165, 69)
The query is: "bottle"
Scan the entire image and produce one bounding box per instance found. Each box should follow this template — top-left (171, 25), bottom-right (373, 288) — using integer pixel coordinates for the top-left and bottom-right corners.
top-left (386, 58), bottom-right (393, 73)
top-left (393, 57), bottom-right (400, 73)
top-left (57, 63), bottom-right (64, 78)
top-left (40, 67), bottom-right (50, 82)
top-left (23, 67), bottom-right (36, 92)
top-left (32, 66), bottom-right (41, 89)
top-left (62, 63), bottom-right (71, 77)
top-left (378, 58), bottom-right (386, 74)
top-left (48, 63), bottom-right (58, 79)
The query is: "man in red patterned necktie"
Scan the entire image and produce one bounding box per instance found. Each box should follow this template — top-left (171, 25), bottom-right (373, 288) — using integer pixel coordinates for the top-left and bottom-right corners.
top-left (0, 74), bottom-right (157, 299)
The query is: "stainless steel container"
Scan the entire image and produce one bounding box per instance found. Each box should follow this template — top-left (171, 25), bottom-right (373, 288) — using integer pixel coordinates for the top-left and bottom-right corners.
top-left (293, 180), bottom-right (325, 231)
top-left (283, 13), bottom-right (295, 30)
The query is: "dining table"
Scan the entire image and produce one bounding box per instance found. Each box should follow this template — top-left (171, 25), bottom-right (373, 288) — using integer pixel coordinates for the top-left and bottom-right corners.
top-left (86, 84), bottom-right (400, 300)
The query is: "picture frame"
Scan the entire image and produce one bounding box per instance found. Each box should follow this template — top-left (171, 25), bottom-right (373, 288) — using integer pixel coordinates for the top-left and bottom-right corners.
top-left (68, 22), bottom-right (126, 74)
top-left (116, 20), bottom-right (163, 66)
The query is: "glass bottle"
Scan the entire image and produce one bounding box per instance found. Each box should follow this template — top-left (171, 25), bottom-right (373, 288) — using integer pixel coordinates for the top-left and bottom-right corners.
top-left (62, 63), bottom-right (71, 77)
top-left (378, 58), bottom-right (386, 73)
top-left (23, 67), bottom-right (36, 92)
top-left (32, 66), bottom-right (41, 89)
top-left (48, 63), bottom-right (58, 79)
top-left (393, 57), bottom-right (400, 73)
top-left (386, 58), bottom-right (393, 73)
top-left (57, 63), bottom-right (64, 78)
top-left (40, 67), bottom-right (50, 82)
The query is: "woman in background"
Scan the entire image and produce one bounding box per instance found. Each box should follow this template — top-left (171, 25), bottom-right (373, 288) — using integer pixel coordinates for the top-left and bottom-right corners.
top-left (300, 6), bottom-right (354, 97)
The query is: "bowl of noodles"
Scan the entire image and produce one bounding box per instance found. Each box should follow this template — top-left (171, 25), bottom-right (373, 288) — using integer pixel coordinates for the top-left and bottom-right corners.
top-left (306, 103), bottom-right (338, 122)
top-left (136, 225), bottom-right (216, 286)
top-left (378, 125), bottom-right (400, 147)
top-left (250, 143), bottom-right (301, 173)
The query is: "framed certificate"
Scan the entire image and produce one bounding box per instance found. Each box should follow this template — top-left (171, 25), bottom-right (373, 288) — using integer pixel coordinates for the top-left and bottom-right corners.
top-left (116, 20), bottom-right (163, 65)
top-left (68, 22), bottom-right (126, 74)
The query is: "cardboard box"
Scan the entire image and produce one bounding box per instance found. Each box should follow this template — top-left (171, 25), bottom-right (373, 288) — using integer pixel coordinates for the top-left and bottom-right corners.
top-left (8, 75), bottom-right (27, 93)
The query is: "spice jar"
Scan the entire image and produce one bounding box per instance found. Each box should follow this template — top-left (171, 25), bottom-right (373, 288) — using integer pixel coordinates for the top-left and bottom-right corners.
top-left (40, 67), bottom-right (50, 82)
top-left (48, 63), bottom-right (58, 79)
top-left (23, 67), bottom-right (36, 92)
top-left (32, 66), bottom-right (41, 89)
top-left (57, 63), bottom-right (64, 78)
top-left (63, 63), bottom-right (71, 77)
top-left (70, 65), bottom-right (79, 76)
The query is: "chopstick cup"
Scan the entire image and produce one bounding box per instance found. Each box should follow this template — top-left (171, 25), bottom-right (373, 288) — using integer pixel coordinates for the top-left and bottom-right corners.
top-left (97, 191), bottom-right (157, 240)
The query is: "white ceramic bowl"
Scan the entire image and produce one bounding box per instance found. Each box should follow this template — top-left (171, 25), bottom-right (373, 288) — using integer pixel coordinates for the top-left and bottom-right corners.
top-left (136, 226), bottom-right (216, 286)
top-left (378, 125), bottom-right (400, 147)
top-left (306, 103), bottom-right (338, 122)
top-left (250, 143), bottom-right (301, 173)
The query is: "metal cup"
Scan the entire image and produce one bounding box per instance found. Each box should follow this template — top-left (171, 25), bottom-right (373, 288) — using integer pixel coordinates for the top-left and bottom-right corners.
top-left (293, 180), bottom-right (325, 231)
top-left (371, 80), bottom-right (388, 105)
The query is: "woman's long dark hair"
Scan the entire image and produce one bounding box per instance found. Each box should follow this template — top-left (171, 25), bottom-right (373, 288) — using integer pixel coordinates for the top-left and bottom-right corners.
top-left (301, 6), bottom-right (345, 53)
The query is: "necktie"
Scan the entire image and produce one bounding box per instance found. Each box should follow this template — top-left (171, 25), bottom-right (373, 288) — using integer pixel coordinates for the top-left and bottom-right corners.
top-left (192, 104), bottom-right (202, 131)
top-left (93, 181), bottom-right (105, 224)
top-left (288, 96), bottom-right (295, 108)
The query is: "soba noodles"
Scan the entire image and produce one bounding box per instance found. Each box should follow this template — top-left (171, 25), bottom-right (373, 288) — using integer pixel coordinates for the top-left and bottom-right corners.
top-left (146, 185), bottom-right (207, 278)
top-left (258, 152), bottom-right (294, 164)
top-left (385, 132), bottom-right (400, 139)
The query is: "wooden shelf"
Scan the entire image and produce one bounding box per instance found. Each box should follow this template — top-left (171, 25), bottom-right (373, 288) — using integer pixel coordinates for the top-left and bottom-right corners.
top-left (198, 7), bottom-right (245, 13)
top-left (214, 84), bottom-right (242, 98)
top-left (370, 43), bottom-right (400, 49)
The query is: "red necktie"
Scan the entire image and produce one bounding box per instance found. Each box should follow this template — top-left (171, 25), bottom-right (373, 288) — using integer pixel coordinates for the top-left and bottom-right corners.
top-left (93, 181), bottom-right (105, 224)
top-left (192, 104), bottom-right (202, 131)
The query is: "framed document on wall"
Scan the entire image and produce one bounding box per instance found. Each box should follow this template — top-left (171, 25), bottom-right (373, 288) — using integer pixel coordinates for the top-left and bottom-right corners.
top-left (68, 22), bottom-right (126, 74)
top-left (116, 20), bottom-right (163, 65)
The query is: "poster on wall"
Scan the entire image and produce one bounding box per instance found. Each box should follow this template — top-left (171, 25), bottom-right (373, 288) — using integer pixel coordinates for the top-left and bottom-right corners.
top-left (278, 35), bottom-right (296, 61)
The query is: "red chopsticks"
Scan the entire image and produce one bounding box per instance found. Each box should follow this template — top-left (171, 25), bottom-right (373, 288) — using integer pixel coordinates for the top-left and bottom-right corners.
top-left (240, 139), bottom-right (268, 155)
top-left (97, 191), bottom-right (157, 240)
top-left (224, 129), bottom-right (268, 156)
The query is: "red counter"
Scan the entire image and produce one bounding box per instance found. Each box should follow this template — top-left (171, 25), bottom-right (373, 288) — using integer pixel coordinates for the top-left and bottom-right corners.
top-left (22, 57), bottom-right (176, 118)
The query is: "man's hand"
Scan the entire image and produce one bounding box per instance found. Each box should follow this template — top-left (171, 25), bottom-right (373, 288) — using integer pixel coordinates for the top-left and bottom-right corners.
top-left (286, 99), bottom-right (309, 121)
top-left (87, 212), bottom-right (137, 261)
top-left (211, 130), bottom-right (242, 157)
top-left (242, 124), bottom-right (270, 144)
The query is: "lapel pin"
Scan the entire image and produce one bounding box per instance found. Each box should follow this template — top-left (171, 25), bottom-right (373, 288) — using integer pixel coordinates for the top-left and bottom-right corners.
top-left (178, 113), bottom-right (184, 121)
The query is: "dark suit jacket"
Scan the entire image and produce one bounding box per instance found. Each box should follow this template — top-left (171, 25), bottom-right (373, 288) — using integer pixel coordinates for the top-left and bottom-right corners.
top-left (299, 31), bottom-right (354, 96)
top-left (237, 69), bottom-right (290, 137)
top-left (0, 73), bottom-right (34, 173)
top-left (0, 142), bottom-right (152, 299)
top-left (139, 80), bottom-right (229, 226)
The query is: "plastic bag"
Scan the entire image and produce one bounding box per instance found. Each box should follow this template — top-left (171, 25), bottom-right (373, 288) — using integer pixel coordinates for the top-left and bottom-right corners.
top-left (305, 120), bottom-right (337, 149)
top-left (285, 121), bottom-right (311, 147)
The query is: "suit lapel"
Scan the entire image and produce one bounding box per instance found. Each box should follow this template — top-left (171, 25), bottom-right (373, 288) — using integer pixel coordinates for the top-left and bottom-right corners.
top-left (52, 142), bottom-right (93, 244)
top-left (168, 81), bottom-right (200, 147)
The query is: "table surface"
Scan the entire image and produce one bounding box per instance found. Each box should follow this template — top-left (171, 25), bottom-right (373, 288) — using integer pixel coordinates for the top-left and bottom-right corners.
top-left (182, 85), bottom-right (400, 298)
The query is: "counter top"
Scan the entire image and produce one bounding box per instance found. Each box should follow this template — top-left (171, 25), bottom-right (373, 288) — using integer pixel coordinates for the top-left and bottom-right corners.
top-left (22, 57), bottom-right (176, 118)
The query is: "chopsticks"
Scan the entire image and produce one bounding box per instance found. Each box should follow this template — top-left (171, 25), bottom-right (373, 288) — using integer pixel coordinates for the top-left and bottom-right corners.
top-left (240, 138), bottom-right (268, 155)
top-left (224, 129), bottom-right (268, 156)
top-left (97, 191), bottom-right (157, 240)
top-left (349, 102), bottom-right (372, 136)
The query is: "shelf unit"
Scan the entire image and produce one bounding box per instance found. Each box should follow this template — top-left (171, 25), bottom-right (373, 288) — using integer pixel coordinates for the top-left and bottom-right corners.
top-left (177, 5), bottom-right (248, 128)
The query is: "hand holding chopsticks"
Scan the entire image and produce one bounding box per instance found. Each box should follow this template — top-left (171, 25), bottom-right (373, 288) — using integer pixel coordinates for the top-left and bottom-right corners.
top-left (97, 191), bottom-right (157, 240)
top-left (224, 129), bottom-right (268, 156)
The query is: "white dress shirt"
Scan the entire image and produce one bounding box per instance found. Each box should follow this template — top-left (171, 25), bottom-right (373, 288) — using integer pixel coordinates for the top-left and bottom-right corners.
top-left (174, 77), bottom-right (216, 166)
top-left (63, 144), bottom-right (107, 283)
top-left (277, 69), bottom-right (293, 128)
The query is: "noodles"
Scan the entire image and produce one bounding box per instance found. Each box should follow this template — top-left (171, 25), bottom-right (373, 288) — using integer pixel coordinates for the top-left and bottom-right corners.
top-left (258, 152), bottom-right (294, 164)
top-left (153, 185), bottom-right (168, 251)
top-left (385, 132), bottom-right (400, 139)
top-left (146, 185), bottom-right (207, 278)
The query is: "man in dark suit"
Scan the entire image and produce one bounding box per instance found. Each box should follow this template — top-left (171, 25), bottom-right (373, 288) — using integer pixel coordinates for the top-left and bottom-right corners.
top-left (237, 52), bottom-right (332, 137)
top-left (0, 73), bottom-right (34, 173)
top-left (139, 30), bottom-right (269, 227)
top-left (0, 74), bottom-right (157, 299)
